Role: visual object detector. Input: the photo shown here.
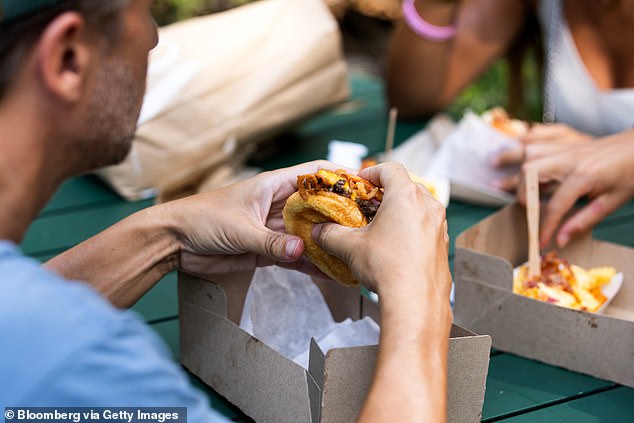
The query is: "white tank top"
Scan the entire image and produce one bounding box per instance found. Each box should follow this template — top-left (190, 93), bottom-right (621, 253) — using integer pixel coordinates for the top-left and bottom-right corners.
top-left (539, 0), bottom-right (634, 136)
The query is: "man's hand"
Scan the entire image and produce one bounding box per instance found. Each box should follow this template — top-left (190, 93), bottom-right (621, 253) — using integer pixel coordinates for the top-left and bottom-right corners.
top-left (312, 163), bottom-right (453, 423)
top-left (517, 131), bottom-right (634, 248)
top-left (312, 163), bottom-right (451, 301)
top-left (46, 161), bottom-right (333, 307)
top-left (166, 160), bottom-right (333, 279)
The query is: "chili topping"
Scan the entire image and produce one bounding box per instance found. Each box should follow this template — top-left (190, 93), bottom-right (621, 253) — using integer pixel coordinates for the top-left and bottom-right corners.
top-left (297, 169), bottom-right (383, 221)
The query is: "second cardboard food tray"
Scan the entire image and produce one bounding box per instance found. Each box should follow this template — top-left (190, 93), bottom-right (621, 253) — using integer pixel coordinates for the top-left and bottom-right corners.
top-left (454, 203), bottom-right (634, 388)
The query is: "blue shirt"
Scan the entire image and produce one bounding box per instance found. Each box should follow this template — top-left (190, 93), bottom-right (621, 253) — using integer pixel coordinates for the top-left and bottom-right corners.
top-left (0, 241), bottom-right (227, 421)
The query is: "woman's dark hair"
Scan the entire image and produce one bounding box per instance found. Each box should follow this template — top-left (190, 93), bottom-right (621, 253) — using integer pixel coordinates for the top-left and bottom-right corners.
top-left (0, 0), bottom-right (127, 100)
top-left (505, 3), bottom-right (543, 121)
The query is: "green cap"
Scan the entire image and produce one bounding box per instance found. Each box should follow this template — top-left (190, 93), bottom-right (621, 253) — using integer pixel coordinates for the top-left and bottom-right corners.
top-left (0, 0), bottom-right (63, 24)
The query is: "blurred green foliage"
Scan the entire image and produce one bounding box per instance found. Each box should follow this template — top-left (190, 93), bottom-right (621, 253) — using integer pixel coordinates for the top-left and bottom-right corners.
top-left (448, 55), bottom-right (543, 122)
top-left (447, 61), bottom-right (510, 120)
top-left (151, 0), bottom-right (257, 26)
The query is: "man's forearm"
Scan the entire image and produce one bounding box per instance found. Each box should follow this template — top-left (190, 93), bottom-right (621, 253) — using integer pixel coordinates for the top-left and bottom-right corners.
top-left (357, 291), bottom-right (452, 422)
top-left (44, 206), bottom-right (181, 308)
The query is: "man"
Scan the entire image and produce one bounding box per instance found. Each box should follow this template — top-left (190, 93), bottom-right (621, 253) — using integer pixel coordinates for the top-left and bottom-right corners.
top-left (0, 1), bottom-right (452, 421)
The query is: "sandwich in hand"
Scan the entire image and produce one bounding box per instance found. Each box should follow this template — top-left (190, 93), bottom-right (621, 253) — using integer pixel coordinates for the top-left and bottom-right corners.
top-left (283, 169), bottom-right (382, 287)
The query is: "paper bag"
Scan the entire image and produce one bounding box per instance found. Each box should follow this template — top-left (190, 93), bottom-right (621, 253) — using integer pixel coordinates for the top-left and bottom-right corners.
top-left (96, 0), bottom-right (350, 200)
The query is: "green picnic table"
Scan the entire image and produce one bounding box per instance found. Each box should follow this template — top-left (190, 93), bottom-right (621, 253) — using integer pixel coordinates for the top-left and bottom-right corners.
top-left (23, 73), bottom-right (634, 422)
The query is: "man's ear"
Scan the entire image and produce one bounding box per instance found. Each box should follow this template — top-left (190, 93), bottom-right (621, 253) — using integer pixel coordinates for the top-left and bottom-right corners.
top-left (34, 12), bottom-right (97, 103)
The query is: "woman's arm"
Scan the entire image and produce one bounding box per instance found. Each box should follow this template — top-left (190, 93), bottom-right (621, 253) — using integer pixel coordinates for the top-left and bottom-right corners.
top-left (385, 0), bottom-right (528, 116)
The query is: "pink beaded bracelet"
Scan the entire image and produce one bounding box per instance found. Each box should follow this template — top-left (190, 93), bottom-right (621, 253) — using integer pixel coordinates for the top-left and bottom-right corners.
top-left (402, 0), bottom-right (457, 41)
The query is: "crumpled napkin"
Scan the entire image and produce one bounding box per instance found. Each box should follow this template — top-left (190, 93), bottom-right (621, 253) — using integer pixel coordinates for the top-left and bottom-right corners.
top-left (424, 111), bottom-right (519, 206)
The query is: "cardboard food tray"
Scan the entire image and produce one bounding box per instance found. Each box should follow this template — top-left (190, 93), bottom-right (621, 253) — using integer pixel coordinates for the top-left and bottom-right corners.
top-left (454, 203), bottom-right (634, 387)
top-left (178, 271), bottom-right (491, 423)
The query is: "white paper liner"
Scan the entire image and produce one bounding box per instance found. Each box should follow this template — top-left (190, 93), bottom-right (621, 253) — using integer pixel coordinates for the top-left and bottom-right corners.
top-left (424, 111), bottom-right (520, 207)
top-left (239, 266), bottom-right (380, 369)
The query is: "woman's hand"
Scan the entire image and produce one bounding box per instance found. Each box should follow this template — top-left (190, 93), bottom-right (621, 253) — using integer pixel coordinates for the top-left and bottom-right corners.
top-left (517, 131), bottom-right (634, 248)
top-left (493, 123), bottom-right (593, 191)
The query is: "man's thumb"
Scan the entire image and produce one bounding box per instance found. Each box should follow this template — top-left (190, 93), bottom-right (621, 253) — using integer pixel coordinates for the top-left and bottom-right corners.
top-left (312, 223), bottom-right (357, 261)
top-left (251, 229), bottom-right (303, 262)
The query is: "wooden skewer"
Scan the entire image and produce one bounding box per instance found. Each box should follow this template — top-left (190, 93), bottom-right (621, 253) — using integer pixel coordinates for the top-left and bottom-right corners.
top-left (384, 107), bottom-right (397, 162)
top-left (526, 166), bottom-right (541, 278)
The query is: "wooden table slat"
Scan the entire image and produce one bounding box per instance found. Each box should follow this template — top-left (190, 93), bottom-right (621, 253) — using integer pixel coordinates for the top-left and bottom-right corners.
top-left (131, 272), bottom-right (178, 323)
top-left (41, 175), bottom-right (122, 216)
top-left (496, 385), bottom-right (634, 422)
top-left (22, 199), bottom-right (153, 256)
top-left (593, 219), bottom-right (634, 248)
top-left (482, 353), bottom-right (617, 421)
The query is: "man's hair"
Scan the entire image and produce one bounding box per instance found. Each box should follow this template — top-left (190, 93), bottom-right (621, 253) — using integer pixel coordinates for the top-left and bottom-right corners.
top-left (0, 0), bottom-right (128, 100)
